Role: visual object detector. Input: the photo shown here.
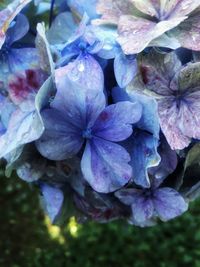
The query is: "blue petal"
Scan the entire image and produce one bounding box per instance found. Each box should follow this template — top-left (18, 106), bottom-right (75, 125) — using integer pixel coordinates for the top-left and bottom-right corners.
top-left (81, 137), bottom-right (132, 193)
top-left (36, 109), bottom-right (84, 160)
top-left (128, 130), bottom-right (160, 188)
top-left (93, 101), bottom-right (142, 142)
top-left (114, 52), bottom-right (137, 88)
top-left (67, 0), bottom-right (99, 20)
top-left (6, 14), bottom-right (29, 45)
top-left (40, 184), bottom-right (64, 223)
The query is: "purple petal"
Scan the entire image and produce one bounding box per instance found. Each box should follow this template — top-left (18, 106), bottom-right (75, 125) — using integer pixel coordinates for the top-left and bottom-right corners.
top-left (158, 97), bottom-right (193, 150)
top-left (95, 0), bottom-right (135, 25)
top-left (81, 137), bottom-right (132, 193)
top-left (93, 101), bottom-right (142, 142)
top-left (170, 11), bottom-right (200, 51)
top-left (36, 109), bottom-right (84, 160)
top-left (116, 188), bottom-right (154, 223)
top-left (117, 15), bottom-right (185, 54)
top-left (115, 188), bottom-right (143, 205)
top-left (114, 52), bottom-right (137, 88)
top-left (131, 196), bottom-right (154, 223)
top-left (165, 0), bottom-right (200, 18)
top-left (153, 187), bottom-right (188, 221)
top-left (40, 184), bottom-right (64, 223)
top-left (0, 0), bottom-right (31, 49)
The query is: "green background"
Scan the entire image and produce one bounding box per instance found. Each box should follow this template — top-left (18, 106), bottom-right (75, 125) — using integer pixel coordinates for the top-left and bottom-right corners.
top-left (1, 175), bottom-right (200, 267)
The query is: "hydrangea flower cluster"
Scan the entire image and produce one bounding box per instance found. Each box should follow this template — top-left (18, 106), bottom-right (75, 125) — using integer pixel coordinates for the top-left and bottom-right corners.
top-left (1, 0), bottom-right (200, 227)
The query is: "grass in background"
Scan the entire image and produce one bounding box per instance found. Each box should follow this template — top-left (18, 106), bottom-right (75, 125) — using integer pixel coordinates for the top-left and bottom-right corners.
top-left (1, 175), bottom-right (200, 267)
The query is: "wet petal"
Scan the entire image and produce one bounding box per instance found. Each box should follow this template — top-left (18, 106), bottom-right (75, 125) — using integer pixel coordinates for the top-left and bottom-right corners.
top-left (81, 137), bottom-right (132, 193)
top-left (117, 15), bottom-right (186, 54)
top-left (53, 59), bottom-right (105, 128)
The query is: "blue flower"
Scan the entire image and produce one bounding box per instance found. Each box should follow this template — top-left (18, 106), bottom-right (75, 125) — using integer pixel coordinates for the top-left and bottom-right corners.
top-left (0, 14), bottom-right (39, 89)
top-left (36, 66), bottom-right (142, 193)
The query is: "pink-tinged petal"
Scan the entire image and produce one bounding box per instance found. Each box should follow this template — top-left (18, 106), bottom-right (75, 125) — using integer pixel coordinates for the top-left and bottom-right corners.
top-left (153, 187), bottom-right (188, 221)
top-left (170, 10), bottom-right (200, 51)
top-left (81, 137), bottom-right (132, 193)
top-left (93, 101), bottom-right (142, 142)
top-left (164, 0), bottom-right (200, 19)
top-left (94, 0), bottom-right (135, 25)
top-left (117, 15), bottom-right (186, 54)
top-left (158, 97), bottom-right (191, 150)
top-left (8, 69), bottom-right (46, 105)
top-left (177, 91), bottom-right (200, 140)
top-left (36, 109), bottom-right (83, 160)
top-left (53, 60), bottom-right (105, 129)
top-left (132, 0), bottom-right (160, 17)
top-left (0, 0), bottom-right (31, 49)
top-left (129, 51), bottom-right (181, 95)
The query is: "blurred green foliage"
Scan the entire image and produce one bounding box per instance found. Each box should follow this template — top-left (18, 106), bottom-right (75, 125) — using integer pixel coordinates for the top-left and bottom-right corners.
top-left (1, 175), bottom-right (200, 267)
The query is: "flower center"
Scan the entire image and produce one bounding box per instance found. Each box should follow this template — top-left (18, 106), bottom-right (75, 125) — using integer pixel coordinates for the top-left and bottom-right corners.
top-left (82, 128), bottom-right (93, 139)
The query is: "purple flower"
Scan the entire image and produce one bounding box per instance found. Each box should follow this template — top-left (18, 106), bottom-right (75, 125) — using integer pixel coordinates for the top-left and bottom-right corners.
top-left (36, 65), bottom-right (142, 193)
top-left (94, 0), bottom-right (200, 54)
top-left (130, 51), bottom-right (200, 150)
top-left (115, 182), bottom-right (188, 225)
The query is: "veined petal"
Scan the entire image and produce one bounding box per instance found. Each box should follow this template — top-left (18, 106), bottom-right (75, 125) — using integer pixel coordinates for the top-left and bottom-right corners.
top-left (117, 15), bottom-right (186, 54)
top-left (81, 137), bottom-right (132, 193)
top-left (170, 9), bottom-right (200, 51)
top-left (153, 187), bottom-right (188, 221)
top-left (36, 109), bottom-right (84, 160)
top-left (53, 59), bottom-right (105, 129)
top-left (93, 101), bottom-right (142, 142)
